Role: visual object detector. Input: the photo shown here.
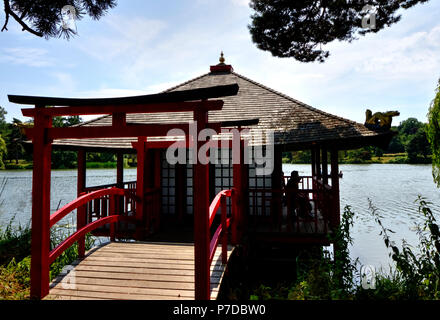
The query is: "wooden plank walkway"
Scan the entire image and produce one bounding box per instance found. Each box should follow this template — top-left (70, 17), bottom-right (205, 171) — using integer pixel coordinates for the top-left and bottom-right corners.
top-left (46, 242), bottom-right (234, 300)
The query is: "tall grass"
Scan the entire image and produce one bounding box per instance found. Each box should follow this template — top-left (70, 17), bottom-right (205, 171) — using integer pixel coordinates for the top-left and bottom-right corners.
top-left (0, 217), bottom-right (96, 300)
top-left (250, 198), bottom-right (440, 300)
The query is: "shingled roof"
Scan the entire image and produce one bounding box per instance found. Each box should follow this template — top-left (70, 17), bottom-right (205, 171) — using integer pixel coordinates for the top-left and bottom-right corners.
top-left (52, 58), bottom-right (392, 151)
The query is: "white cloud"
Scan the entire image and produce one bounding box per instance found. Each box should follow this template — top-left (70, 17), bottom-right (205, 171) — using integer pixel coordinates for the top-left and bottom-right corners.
top-left (0, 48), bottom-right (53, 67)
top-left (230, 0), bottom-right (250, 7)
top-left (75, 15), bottom-right (166, 62)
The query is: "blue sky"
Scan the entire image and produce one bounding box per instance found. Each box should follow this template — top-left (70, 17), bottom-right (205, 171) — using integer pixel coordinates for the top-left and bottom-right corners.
top-left (1, 0), bottom-right (440, 124)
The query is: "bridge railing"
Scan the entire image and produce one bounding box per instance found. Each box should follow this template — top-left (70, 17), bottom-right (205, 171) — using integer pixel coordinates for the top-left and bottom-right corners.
top-left (248, 175), bottom-right (336, 235)
top-left (208, 189), bottom-right (233, 267)
top-left (48, 187), bottom-right (137, 265)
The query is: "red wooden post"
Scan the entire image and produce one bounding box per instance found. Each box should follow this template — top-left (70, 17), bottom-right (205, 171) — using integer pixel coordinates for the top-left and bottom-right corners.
top-left (77, 149), bottom-right (86, 258)
top-left (135, 137), bottom-right (147, 239)
top-left (193, 108), bottom-right (210, 300)
top-left (330, 148), bottom-right (340, 230)
top-left (153, 149), bottom-right (161, 230)
top-left (221, 196), bottom-right (227, 264)
top-left (30, 109), bottom-right (52, 300)
top-left (109, 194), bottom-right (116, 242)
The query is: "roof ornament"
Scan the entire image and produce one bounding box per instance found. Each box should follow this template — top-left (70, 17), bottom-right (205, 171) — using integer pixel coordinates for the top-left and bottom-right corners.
top-left (364, 109), bottom-right (400, 130)
top-left (219, 51), bottom-right (225, 64)
top-left (210, 51), bottom-right (233, 73)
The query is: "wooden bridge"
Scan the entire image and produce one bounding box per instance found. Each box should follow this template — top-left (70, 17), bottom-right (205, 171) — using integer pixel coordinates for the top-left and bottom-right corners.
top-left (40, 186), bottom-right (236, 300)
top-left (47, 242), bottom-right (233, 300)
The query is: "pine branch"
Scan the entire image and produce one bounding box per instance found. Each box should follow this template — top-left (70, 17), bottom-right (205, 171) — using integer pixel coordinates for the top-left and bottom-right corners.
top-left (2, 0), bottom-right (43, 37)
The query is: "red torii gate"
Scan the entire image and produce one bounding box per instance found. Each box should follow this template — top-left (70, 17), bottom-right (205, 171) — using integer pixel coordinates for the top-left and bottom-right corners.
top-left (8, 84), bottom-right (243, 300)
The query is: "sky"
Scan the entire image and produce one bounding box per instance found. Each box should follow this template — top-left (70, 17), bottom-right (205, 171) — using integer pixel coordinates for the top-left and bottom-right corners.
top-left (1, 0), bottom-right (440, 125)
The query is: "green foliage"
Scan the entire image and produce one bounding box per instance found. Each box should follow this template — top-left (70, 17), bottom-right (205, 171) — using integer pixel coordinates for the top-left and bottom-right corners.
top-left (0, 219), bottom-right (31, 266)
top-left (2, 0), bottom-right (117, 39)
top-left (281, 150), bottom-right (311, 164)
top-left (49, 226), bottom-right (95, 280)
top-left (339, 118), bottom-right (432, 164)
top-left (250, 206), bottom-right (359, 300)
top-left (5, 118), bottom-right (26, 164)
top-left (0, 216), bottom-right (96, 299)
top-left (427, 79), bottom-right (440, 187)
top-left (0, 135), bottom-right (7, 169)
top-left (368, 197), bottom-right (440, 299)
top-left (248, 0), bottom-right (429, 63)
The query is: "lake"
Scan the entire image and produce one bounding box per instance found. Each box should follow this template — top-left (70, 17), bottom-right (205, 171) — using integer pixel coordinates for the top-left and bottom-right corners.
top-left (1, 164), bottom-right (439, 272)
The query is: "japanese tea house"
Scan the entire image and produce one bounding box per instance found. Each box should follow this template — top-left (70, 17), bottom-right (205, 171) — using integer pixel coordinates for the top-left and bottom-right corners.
top-left (8, 55), bottom-right (393, 300)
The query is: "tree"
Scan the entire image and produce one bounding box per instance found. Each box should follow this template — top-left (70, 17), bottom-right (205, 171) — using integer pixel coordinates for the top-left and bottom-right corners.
top-left (0, 106), bottom-right (7, 133)
top-left (248, 0), bottom-right (429, 63)
top-left (399, 117), bottom-right (424, 136)
top-left (1, 0), bottom-right (116, 39)
top-left (406, 127), bottom-right (431, 163)
top-left (51, 115), bottom-right (82, 169)
top-left (427, 79), bottom-right (440, 186)
top-left (0, 134), bottom-right (6, 169)
top-left (5, 118), bottom-right (26, 164)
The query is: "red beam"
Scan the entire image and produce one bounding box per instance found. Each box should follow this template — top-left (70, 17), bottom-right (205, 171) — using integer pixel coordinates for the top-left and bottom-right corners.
top-left (25, 123), bottom-right (222, 140)
top-left (21, 100), bottom-right (224, 117)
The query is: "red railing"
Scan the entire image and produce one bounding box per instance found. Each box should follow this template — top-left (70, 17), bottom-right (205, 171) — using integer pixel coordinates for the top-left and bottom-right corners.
top-left (248, 175), bottom-right (336, 234)
top-left (208, 189), bottom-right (233, 267)
top-left (82, 181), bottom-right (138, 236)
top-left (49, 187), bottom-right (136, 264)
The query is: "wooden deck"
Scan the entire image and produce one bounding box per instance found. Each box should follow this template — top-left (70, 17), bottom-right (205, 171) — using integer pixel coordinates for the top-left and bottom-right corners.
top-left (46, 242), bottom-right (234, 300)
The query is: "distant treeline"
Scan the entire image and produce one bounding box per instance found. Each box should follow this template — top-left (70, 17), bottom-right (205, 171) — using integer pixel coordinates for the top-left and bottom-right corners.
top-left (282, 117), bottom-right (431, 164)
top-left (0, 108), bottom-right (430, 168)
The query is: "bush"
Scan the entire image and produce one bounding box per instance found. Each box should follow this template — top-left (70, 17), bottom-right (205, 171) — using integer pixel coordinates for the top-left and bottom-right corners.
top-left (0, 217), bottom-right (96, 299)
top-left (366, 197), bottom-right (440, 299)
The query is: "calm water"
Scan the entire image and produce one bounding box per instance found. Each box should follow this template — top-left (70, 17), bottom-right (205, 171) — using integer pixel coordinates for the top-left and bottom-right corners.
top-left (1, 164), bottom-right (439, 271)
top-left (284, 164), bottom-right (440, 271)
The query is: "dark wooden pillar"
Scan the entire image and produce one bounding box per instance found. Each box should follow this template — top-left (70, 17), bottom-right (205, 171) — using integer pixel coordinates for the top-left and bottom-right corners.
top-left (77, 149), bottom-right (86, 258)
top-left (30, 109), bottom-right (52, 299)
top-left (271, 146), bottom-right (283, 227)
top-left (232, 138), bottom-right (247, 244)
top-left (322, 147), bottom-right (328, 185)
top-left (311, 148), bottom-right (316, 178)
top-left (315, 147), bottom-right (321, 180)
top-left (193, 108), bottom-right (210, 300)
top-left (175, 163), bottom-right (186, 222)
top-left (116, 151), bottom-right (124, 188)
top-left (153, 149), bottom-right (161, 230)
top-left (330, 148), bottom-right (340, 229)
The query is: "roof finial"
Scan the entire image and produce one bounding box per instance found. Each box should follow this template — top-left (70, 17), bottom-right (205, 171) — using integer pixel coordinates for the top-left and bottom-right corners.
top-left (219, 51), bottom-right (225, 64)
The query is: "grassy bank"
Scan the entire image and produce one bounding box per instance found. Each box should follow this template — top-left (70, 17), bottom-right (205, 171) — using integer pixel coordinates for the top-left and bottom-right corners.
top-left (283, 152), bottom-right (432, 165)
top-left (245, 197), bottom-right (440, 300)
top-left (0, 219), bottom-right (95, 300)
